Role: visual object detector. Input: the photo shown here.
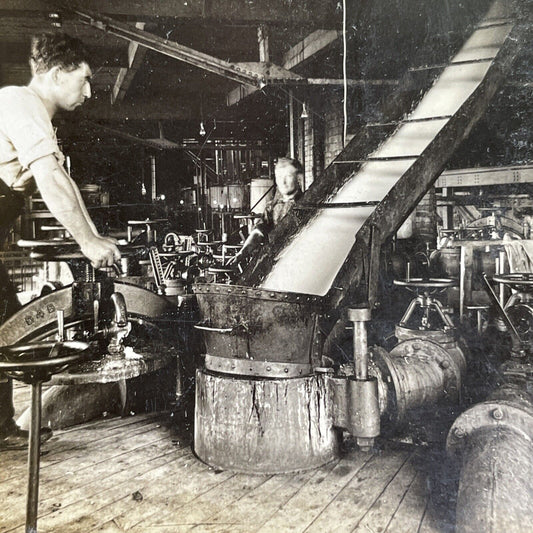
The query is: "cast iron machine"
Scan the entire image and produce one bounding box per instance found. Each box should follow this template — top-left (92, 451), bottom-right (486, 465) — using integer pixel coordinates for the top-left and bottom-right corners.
top-left (0, 239), bottom-right (182, 427)
top-left (0, 240), bottom-right (179, 533)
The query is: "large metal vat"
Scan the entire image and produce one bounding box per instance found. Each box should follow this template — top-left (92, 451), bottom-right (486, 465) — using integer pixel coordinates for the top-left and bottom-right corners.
top-left (193, 283), bottom-right (322, 378)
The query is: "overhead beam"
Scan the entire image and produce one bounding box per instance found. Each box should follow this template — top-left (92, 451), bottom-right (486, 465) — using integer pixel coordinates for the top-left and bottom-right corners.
top-left (60, 4), bottom-right (264, 87)
top-left (282, 29), bottom-right (341, 70)
top-left (6, 1), bottom-right (337, 24)
top-left (226, 29), bottom-right (342, 106)
top-left (66, 121), bottom-right (267, 151)
top-left (307, 78), bottom-right (399, 86)
top-left (111, 22), bottom-right (147, 104)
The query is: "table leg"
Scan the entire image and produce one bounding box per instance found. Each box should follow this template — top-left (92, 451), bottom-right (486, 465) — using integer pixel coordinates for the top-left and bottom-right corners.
top-left (26, 381), bottom-right (42, 533)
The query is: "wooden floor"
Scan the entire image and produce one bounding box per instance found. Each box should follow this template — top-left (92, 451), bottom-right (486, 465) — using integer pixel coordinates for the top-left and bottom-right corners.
top-left (0, 384), bottom-right (458, 533)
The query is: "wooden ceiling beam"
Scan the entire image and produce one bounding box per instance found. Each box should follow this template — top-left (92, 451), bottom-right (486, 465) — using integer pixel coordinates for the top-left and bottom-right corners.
top-left (63, 4), bottom-right (264, 87)
top-left (111, 22), bottom-right (147, 104)
top-left (8, 1), bottom-right (337, 24)
top-left (226, 29), bottom-right (342, 106)
top-left (282, 29), bottom-right (341, 70)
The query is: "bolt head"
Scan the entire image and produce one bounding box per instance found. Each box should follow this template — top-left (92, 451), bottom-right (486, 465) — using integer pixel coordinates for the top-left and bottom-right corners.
top-left (454, 427), bottom-right (466, 438)
top-left (492, 408), bottom-right (504, 420)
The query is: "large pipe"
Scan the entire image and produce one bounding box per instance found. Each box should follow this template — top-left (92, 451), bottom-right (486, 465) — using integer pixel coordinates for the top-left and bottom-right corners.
top-left (447, 381), bottom-right (533, 532)
top-left (370, 336), bottom-right (464, 427)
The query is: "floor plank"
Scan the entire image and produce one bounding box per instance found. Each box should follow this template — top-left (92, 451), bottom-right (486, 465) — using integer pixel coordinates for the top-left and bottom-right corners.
top-left (139, 471), bottom-right (269, 529)
top-left (254, 455), bottom-right (367, 533)
top-left (385, 470), bottom-right (428, 533)
top-left (302, 446), bottom-right (412, 533)
top-left (352, 449), bottom-right (418, 533)
top-left (0, 415), bottom-right (459, 533)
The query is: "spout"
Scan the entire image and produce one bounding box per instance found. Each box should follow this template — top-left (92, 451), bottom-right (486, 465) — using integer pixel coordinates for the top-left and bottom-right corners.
top-left (110, 292), bottom-right (128, 326)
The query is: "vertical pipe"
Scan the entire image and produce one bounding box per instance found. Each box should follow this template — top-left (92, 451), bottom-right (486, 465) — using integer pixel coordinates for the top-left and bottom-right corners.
top-left (289, 89), bottom-right (295, 159)
top-left (353, 321), bottom-right (368, 380)
top-left (26, 381), bottom-right (42, 533)
top-left (347, 308), bottom-right (371, 380)
top-left (499, 250), bottom-right (506, 306)
top-left (150, 155), bottom-right (157, 202)
top-left (346, 308), bottom-right (379, 451)
top-left (258, 25), bottom-right (269, 63)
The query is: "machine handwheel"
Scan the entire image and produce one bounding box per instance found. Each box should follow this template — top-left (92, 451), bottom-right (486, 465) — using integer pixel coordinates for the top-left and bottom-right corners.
top-left (0, 340), bottom-right (92, 383)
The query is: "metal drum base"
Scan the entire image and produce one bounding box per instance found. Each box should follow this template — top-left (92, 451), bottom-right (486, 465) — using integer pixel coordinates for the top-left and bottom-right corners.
top-left (194, 369), bottom-right (340, 474)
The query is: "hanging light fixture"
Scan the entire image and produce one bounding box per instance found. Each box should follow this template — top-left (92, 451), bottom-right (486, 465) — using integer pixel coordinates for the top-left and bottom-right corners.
top-left (300, 103), bottom-right (309, 119)
top-left (199, 93), bottom-right (206, 136)
top-left (48, 12), bottom-right (62, 28)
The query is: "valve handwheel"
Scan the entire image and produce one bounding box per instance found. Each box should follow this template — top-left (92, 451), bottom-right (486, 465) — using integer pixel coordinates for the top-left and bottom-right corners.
top-left (393, 278), bottom-right (457, 331)
top-left (0, 340), bottom-right (91, 533)
top-left (493, 273), bottom-right (533, 292)
top-left (393, 277), bottom-right (457, 292)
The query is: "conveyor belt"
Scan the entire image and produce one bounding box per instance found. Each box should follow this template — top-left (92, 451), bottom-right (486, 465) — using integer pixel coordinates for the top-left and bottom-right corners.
top-left (250, 0), bottom-right (523, 300)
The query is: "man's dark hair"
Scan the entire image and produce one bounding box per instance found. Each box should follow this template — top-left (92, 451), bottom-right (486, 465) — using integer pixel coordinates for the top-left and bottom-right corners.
top-left (30, 32), bottom-right (90, 74)
top-left (276, 157), bottom-right (304, 175)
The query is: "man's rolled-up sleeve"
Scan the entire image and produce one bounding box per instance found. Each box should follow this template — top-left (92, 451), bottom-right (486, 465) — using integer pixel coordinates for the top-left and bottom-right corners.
top-left (0, 91), bottom-right (63, 169)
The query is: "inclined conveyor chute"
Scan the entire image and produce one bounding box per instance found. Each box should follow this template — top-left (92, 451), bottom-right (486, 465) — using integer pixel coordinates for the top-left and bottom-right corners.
top-left (240, 0), bottom-right (524, 314)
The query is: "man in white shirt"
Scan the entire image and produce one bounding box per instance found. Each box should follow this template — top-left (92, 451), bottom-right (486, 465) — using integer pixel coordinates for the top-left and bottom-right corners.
top-left (0, 32), bottom-right (120, 448)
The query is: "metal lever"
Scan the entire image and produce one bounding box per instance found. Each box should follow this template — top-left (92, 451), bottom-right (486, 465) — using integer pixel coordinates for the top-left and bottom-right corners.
top-left (93, 300), bottom-right (100, 335)
top-left (56, 310), bottom-right (64, 342)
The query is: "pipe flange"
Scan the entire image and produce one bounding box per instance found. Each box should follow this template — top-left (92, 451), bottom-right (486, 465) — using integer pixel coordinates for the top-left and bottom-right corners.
top-left (447, 400), bottom-right (533, 458)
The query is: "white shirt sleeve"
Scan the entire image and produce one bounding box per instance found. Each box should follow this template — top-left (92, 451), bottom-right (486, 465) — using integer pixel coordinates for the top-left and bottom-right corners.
top-left (0, 88), bottom-right (64, 170)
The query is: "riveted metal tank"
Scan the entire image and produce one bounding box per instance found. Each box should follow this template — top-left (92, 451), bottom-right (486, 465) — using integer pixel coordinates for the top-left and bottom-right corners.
top-left (193, 283), bottom-right (323, 378)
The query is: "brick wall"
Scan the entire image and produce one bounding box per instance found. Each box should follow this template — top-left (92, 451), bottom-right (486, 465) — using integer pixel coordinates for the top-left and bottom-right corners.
top-left (324, 94), bottom-right (345, 167)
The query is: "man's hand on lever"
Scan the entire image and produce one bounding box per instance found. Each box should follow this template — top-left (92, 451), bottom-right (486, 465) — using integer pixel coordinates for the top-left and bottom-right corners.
top-left (80, 235), bottom-right (121, 270)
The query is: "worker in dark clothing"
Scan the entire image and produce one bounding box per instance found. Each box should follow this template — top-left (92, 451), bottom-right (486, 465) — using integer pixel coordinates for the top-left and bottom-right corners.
top-left (0, 33), bottom-right (121, 449)
top-left (230, 157), bottom-right (304, 265)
